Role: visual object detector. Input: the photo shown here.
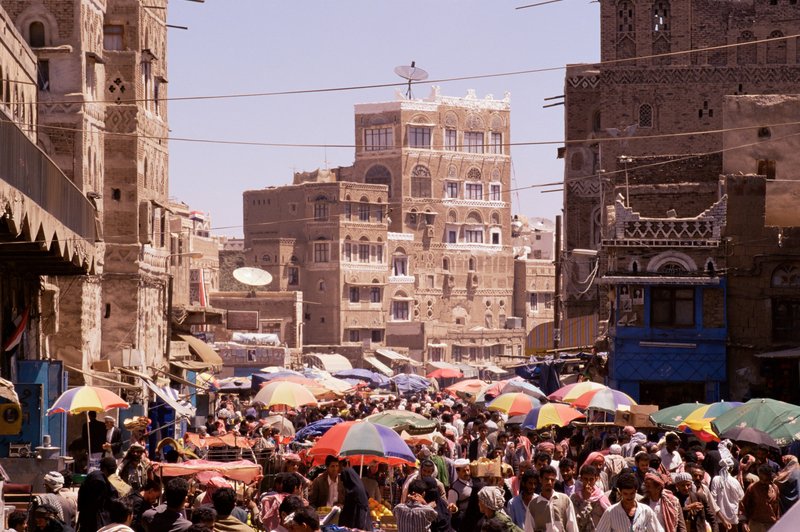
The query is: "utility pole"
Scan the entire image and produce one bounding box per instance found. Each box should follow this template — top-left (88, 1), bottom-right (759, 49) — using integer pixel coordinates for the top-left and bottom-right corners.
top-left (554, 215), bottom-right (562, 351)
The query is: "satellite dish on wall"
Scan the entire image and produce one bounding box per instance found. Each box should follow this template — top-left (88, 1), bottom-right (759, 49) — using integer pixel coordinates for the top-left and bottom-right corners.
top-left (233, 267), bottom-right (273, 287)
top-left (394, 61), bottom-right (429, 99)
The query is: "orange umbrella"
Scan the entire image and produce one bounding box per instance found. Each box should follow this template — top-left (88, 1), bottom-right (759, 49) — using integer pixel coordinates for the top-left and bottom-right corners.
top-left (445, 379), bottom-right (489, 395)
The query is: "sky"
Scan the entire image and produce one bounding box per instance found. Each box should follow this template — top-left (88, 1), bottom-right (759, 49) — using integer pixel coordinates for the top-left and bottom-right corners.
top-left (166, 1), bottom-right (600, 237)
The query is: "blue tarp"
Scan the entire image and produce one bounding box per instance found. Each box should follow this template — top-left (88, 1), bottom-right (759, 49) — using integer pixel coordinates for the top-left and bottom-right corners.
top-left (334, 369), bottom-right (390, 389)
top-left (294, 417), bottom-right (344, 442)
top-left (390, 374), bottom-right (430, 394)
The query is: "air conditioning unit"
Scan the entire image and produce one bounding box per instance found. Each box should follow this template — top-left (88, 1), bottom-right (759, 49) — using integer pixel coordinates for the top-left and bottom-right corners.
top-left (9, 443), bottom-right (31, 458)
top-left (0, 404), bottom-right (22, 435)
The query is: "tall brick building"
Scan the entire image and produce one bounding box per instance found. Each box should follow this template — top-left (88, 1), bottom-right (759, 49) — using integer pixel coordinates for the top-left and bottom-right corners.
top-left (1, 0), bottom-right (173, 375)
top-left (563, 0), bottom-right (800, 317)
top-left (243, 89), bottom-right (526, 368)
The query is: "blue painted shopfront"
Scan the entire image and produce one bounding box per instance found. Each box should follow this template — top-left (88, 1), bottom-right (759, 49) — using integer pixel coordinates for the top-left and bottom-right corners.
top-left (609, 281), bottom-right (727, 405)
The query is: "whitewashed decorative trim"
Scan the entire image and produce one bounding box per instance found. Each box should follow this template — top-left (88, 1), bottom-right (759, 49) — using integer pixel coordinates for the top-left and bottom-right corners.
top-left (388, 232), bottom-right (415, 241)
top-left (445, 243), bottom-right (503, 253)
top-left (388, 275), bottom-right (415, 284)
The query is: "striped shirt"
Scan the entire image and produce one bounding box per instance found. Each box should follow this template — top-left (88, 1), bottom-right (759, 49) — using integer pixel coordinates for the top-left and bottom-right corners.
top-left (595, 502), bottom-right (664, 532)
top-left (393, 501), bottom-right (438, 532)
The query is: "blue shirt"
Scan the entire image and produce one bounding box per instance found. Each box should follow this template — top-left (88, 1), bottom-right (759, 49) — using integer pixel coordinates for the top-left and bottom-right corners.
top-left (507, 494), bottom-right (530, 528)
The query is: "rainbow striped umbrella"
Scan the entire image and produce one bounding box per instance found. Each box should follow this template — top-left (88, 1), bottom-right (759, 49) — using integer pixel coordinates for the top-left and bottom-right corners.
top-left (522, 403), bottom-right (585, 429)
top-left (678, 401), bottom-right (742, 437)
top-left (572, 388), bottom-right (637, 413)
top-left (487, 393), bottom-right (541, 416)
top-left (308, 420), bottom-right (416, 465)
top-left (47, 385), bottom-right (129, 415)
top-left (252, 381), bottom-right (318, 409)
top-left (558, 382), bottom-right (608, 403)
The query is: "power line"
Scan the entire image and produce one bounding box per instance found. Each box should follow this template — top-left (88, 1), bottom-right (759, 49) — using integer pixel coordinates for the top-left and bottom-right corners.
top-left (16, 32), bottom-right (800, 107)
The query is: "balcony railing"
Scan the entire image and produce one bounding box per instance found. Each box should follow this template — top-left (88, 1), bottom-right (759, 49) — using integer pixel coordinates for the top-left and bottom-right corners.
top-left (0, 111), bottom-right (95, 240)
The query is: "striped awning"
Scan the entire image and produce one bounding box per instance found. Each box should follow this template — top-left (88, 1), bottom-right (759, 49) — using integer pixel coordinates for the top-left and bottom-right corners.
top-left (526, 314), bottom-right (600, 355)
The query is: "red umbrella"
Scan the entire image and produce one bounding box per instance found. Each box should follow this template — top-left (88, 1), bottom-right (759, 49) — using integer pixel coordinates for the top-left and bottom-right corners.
top-left (427, 368), bottom-right (463, 379)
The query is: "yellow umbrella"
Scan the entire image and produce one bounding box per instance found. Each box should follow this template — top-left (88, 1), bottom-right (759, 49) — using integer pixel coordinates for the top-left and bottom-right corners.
top-left (252, 381), bottom-right (318, 409)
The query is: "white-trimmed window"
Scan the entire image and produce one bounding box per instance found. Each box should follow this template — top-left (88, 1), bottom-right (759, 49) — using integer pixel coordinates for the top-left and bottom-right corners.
top-left (370, 287), bottom-right (382, 303)
top-left (313, 197), bottom-right (328, 221)
top-left (365, 127), bottom-right (393, 151)
top-left (343, 242), bottom-right (352, 262)
top-left (530, 292), bottom-right (553, 311)
top-left (391, 300), bottom-right (410, 321)
top-left (359, 244), bottom-right (370, 263)
top-left (466, 183), bottom-right (483, 200)
top-left (490, 228), bottom-right (501, 245)
top-left (490, 132), bottom-right (503, 154)
top-left (344, 203), bottom-right (352, 220)
top-left (465, 229), bottom-right (484, 243)
top-left (314, 242), bottom-right (329, 263)
top-left (359, 202), bottom-right (370, 221)
top-left (349, 287), bottom-right (360, 303)
top-left (372, 245), bottom-right (384, 263)
top-left (446, 181), bottom-right (459, 199)
top-left (447, 229), bottom-right (458, 243)
top-left (490, 183), bottom-right (501, 201)
top-left (104, 25), bottom-right (123, 50)
top-left (408, 126), bottom-right (431, 148)
top-left (464, 131), bottom-right (484, 153)
top-left (392, 255), bottom-right (408, 276)
top-left (445, 129), bottom-right (457, 150)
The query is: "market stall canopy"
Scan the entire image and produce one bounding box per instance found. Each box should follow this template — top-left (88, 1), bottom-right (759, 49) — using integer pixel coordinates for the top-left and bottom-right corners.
top-left (482, 365), bottom-right (507, 376)
top-left (151, 459), bottom-right (262, 484)
top-left (177, 334), bottom-right (223, 370)
top-left (363, 356), bottom-right (394, 377)
top-left (334, 368), bottom-right (390, 389)
top-left (305, 353), bottom-right (352, 373)
top-left (366, 409), bottom-right (438, 435)
top-left (390, 374), bottom-right (430, 394)
top-left (375, 348), bottom-right (421, 367)
top-left (427, 361), bottom-right (461, 372)
top-left (455, 363), bottom-right (479, 379)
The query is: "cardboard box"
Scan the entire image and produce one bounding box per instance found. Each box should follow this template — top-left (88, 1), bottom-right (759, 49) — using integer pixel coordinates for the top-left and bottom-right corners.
top-left (614, 404), bottom-right (659, 428)
top-left (470, 457), bottom-right (502, 478)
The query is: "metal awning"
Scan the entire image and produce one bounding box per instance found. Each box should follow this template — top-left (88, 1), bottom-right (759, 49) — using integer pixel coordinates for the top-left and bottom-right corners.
top-left (306, 353), bottom-right (352, 373)
top-left (364, 356), bottom-right (394, 377)
top-left (455, 363), bottom-right (479, 379)
top-left (427, 361), bottom-right (460, 371)
top-left (375, 348), bottom-right (421, 366)
top-left (143, 379), bottom-right (196, 418)
top-left (755, 347), bottom-right (800, 359)
top-left (177, 334), bottom-right (223, 370)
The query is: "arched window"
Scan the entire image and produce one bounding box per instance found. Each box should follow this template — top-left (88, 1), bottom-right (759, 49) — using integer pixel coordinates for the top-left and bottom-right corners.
top-left (772, 264), bottom-right (800, 287)
top-left (592, 110), bottom-right (602, 133)
top-left (467, 168), bottom-right (482, 180)
top-left (737, 31), bottom-right (757, 65)
top-left (410, 165), bottom-right (431, 198)
top-left (365, 165), bottom-right (392, 198)
top-left (638, 104), bottom-right (653, 128)
top-left (392, 248), bottom-right (408, 276)
top-left (468, 257), bottom-right (476, 271)
top-left (358, 197), bottom-right (370, 221)
top-left (657, 261), bottom-right (687, 275)
top-left (767, 30), bottom-right (787, 64)
top-left (29, 22), bottom-right (45, 47)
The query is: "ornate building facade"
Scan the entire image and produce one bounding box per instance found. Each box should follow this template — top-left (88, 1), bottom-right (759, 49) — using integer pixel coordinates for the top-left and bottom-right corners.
top-left (563, 0), bottom-right (800, 318)
top-left (242, 89), bottom-right (526, 367)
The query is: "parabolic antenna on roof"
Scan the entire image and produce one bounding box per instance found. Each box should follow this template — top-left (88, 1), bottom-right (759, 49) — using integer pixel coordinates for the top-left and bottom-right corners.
top-left (394, 61), bottom-right (429, 99)
top-left (233, 267), bottom-right (273, 287)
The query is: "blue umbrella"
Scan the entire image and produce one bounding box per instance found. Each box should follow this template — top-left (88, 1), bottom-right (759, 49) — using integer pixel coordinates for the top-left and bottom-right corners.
top-left (294, 417), bottom-right (344, 442)
top-left (334, 369), bottom-right (390, 388)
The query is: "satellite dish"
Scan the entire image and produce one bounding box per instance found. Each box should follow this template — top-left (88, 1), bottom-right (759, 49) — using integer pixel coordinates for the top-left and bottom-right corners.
top-left (394, 61), bottom-right (429, 99)
top-left (233, 267), bottom-right (273, 287)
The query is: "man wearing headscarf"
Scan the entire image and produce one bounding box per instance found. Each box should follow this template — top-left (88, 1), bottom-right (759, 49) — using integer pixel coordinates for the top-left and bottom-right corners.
top-left (478, 486), bottom-right (521, 532)
top-left (709, 457), bottom-right (743, 530)
top-left (775, 454), bottom-right (800, 514)
top-left (339, 467), bottom-right (370, 530)
top-left (35, 472), bottom-right (77, 529)
top-left (642, 472), bottom-right (686, 532)
top-left (672, 471), bottom-right (715, 532)
top-left (570, 464), bottom-right (610, 531)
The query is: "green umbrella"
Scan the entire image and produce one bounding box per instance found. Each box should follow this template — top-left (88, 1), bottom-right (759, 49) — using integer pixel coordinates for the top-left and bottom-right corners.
top-left (712, 398), bottom-right (800, 447)
top-left (649, 402), bottom-right (707, 428)
top-left (366, 409), bottom-right (438, 435)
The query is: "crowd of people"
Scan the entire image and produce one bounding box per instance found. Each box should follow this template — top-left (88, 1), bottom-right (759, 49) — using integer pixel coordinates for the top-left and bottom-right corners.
top-left (15, 389), bottom-right (800, 532)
